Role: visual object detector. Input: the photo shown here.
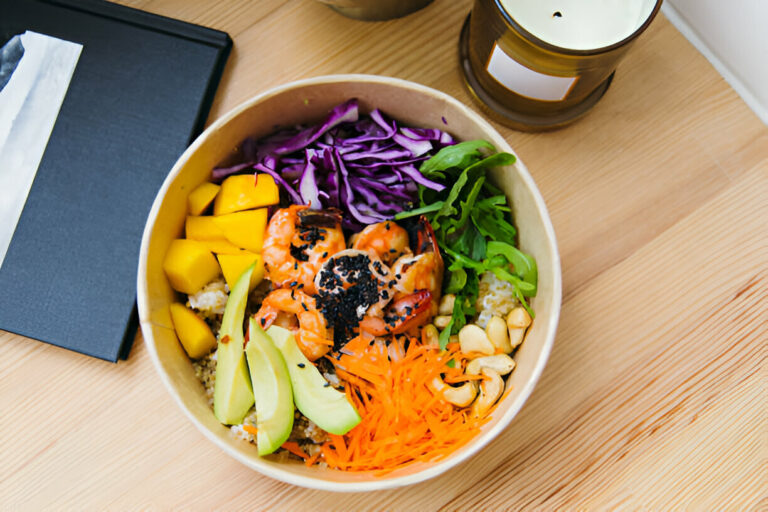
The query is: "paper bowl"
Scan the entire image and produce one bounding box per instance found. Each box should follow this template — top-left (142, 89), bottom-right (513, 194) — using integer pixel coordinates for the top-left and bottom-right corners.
top-left (137, 75), bottom-right (561, 492)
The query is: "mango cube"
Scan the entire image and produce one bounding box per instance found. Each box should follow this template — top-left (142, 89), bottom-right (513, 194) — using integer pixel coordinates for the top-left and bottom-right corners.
top-left (217, 252), bottom-right (265, 292)
top-left (163, 239), bottom-right (221, 294)
top-left (214, 208), bottom-right (268, 253)
top-left (213, 174), bottom-right (279, 216)
top-left (187, 182), bottom-right (220, 215)
top-left (199, 239), bottom-right (246, 254)
top-left (169, 303), bottom-right (217, 359)
top-left (186, 215), bottom-right (225, 241)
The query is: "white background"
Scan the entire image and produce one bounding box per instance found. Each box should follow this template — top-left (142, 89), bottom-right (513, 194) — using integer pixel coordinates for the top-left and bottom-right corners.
top-left (663, 0), bottom-right (768, 126)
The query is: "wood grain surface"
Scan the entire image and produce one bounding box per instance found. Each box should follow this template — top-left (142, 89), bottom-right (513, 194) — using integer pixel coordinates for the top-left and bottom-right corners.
top-left (2, 1), bottom-right (766, 509)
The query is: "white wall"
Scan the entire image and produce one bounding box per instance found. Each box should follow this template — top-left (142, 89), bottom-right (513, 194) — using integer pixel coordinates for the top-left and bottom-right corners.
top-left (663, 0), bottom-right (768, 126)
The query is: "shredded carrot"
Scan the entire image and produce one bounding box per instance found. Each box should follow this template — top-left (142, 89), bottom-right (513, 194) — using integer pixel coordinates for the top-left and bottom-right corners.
top-left (281, 441), bottom-right (309, 460)
top-left (242, 424), bottom-right (258, 436)
top-left (310, 337), bottom-right (491, 473)
top-left (304, 451), bottom-right (322, 467)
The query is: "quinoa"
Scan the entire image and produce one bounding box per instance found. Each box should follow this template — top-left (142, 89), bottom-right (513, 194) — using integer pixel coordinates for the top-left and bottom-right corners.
top-left (231, 408), bottom-right (258, 443)
top-left (193, 350), bottom-right (217, 406)
top-left (475, 271), bottom-right (520, 328)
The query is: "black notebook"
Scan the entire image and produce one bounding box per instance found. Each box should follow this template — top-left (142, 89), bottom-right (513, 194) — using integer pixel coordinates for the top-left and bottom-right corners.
top-left (0, 0), bottom-right (232, 361)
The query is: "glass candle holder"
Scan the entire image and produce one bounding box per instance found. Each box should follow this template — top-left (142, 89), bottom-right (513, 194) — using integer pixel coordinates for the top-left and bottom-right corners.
top-left (459, 0), bottom-right (663, 131)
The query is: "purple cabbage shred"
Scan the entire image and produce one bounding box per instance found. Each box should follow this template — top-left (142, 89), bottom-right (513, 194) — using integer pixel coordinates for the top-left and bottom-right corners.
top-left (210, 98), bottom-right (454, 231)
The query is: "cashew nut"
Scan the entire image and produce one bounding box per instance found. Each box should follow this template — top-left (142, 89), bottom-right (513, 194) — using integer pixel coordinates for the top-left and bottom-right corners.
top-left (433, 315), bottom-right (452, 329)
top-left (458, 324), bottom-right (495, 355)
top-left (465, 354), bottom-right (516, 376)
top-left (486, 315), bottom-right (512, 353)
top-left (470, 368), bottom-right (504, 418)
top-left (429, 377), bottom-right (478, 407)
top-left (421, 324), bottom-right (439, 347)
top-left (438, 294), bottom-right (456, 315)
top-left (506, 307), bottom-right (532, 349)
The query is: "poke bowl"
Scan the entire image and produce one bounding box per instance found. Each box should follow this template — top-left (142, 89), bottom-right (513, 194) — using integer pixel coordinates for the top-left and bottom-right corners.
top-left (137, 74), bottom-right (561, 492)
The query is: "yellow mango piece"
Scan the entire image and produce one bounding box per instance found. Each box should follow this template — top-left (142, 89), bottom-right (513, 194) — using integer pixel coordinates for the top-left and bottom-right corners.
top-left (214, 208), bottom-right (268, 253)
top-left (199, 239), bottom-right (246, 254)
top-left (213, 174), bottom-right (279, 216)
top-left (187, 182), bottom-right (220, 215)
top-left (169, 303), bottom-right (217, 359)
top-left (186, 215), bottom-right (225, 241)
top-left (217, 252), bottom-right (265, 292)
top-left (162, 239), bottom-right (221, 294)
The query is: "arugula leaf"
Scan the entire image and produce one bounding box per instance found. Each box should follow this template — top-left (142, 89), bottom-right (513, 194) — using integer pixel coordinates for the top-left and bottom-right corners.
top-left (449, 223), bottom-right (474, 257)
top-left (438, 290), bottom-right (474, 350)
top-left (476, 194), bottom-right (510, 210)
top-left (404, 141), bottom-right (535, 337)
top-left (445, 267), bottom-right (467, 294)
top-left (433, 153), bottom-right (516, 227)
top-left (438, 320), bottom-right (453, 350)
top-left (419, 140), bottom-right (495, 176)
top-left (482, 179), bottom-right (504, 196)
top-left (394, 201), bottom-right (444, 220)
top-left (443, 245), bottom-right (484, 271)
top-left (447, 176), bottom-right (485, 234)
top-left (486, 240), bottom-right (538, 290)
top-left (470, 225), bottom-right (487, 261)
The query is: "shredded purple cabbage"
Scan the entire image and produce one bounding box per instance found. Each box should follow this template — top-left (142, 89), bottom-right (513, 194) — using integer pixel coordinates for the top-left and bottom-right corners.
top-left (211, 99), bottom-right (453, 230)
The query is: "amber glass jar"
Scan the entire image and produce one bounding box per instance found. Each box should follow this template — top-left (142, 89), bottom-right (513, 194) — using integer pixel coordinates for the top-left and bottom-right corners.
top-left (459, 0), bottom-right (663, 130)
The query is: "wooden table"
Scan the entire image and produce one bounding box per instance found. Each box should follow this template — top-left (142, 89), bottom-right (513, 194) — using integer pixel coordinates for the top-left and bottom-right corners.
top-left (2, 1), bottom-right (766, 509)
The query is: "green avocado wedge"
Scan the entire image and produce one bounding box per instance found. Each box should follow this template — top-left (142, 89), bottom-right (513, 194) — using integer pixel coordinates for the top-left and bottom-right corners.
top-left (267, 326), bottom-right (361, 435)
top-left (213, 264), bottom-right (255, 425)
top-left (245, 320), bottom-right (294, 455)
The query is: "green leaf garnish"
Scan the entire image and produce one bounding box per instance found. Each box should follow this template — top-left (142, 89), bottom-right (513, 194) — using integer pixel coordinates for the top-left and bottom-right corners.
top-left (419, 140), bottom-right (495, 176)
top-left (403, 141), bottom-right (535, 335)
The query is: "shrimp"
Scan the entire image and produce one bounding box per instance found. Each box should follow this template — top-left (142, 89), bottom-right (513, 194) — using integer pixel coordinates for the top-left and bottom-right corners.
top-left (253, 288), bottom-right (333, 361)
top-left (351, 221), bottom-right (411, 265)
top-left (358, 290), bottom-right (433, 336)
top-left (313, 249), bottom-right (394, 348)
top-left (358, 217), bottom-right (444, 335)
top-left (391, 216), bottom-right (443, 314)
top-left (261, 205), bottom-right (346, 295)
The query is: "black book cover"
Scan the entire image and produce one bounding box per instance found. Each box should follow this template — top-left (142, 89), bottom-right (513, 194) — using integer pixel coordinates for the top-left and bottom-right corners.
top-left (0, 0), bottom-right (232, 361)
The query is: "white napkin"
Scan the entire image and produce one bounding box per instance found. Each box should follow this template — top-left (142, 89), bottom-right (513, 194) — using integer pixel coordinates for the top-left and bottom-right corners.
top-left (0, 31), bottom-right (82, 268)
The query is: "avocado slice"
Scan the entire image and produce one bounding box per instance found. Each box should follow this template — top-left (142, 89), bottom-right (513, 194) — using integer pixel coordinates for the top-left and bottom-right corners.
top-left (267, 326), bottom-right (361, 435)
top-left (213, 264), bottom-right (255, 425)
top-left (245, 320), bottom-right (294, 455)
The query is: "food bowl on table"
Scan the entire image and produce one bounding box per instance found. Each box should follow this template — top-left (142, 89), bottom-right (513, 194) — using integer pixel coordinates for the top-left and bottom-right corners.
top-left (137, 74), bottom-right (561, 492)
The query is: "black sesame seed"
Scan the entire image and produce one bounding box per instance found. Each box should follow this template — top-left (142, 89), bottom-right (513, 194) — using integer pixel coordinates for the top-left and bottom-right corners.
top-left (302, 302), bottom-right (308, 311)
top-left (260, 318), bottom-right (266, 327)
top-left (322, 252), bottom-right (328, 258)
top-left (323, 382), bottom-right (331, 387)
top-left (297, 363), bottom-right (305, 368)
